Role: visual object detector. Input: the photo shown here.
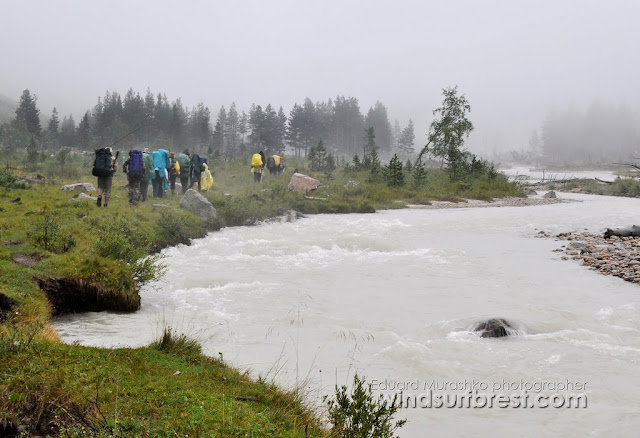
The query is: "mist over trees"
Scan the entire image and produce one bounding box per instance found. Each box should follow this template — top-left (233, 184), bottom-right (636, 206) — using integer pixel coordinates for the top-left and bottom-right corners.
top-left (0, 88), bottom-right (417, 165)
top-left (539, 102), bottom-right (640, 165)
top-left (498, 101), bottom-right (640, 166)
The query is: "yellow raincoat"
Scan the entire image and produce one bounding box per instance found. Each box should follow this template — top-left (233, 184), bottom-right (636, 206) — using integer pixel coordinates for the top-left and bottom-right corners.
top-left (200, 163), bottom-right (214, 191)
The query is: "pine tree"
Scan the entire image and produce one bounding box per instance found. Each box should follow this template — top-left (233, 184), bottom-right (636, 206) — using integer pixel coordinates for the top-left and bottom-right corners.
top-left (397, 119), bottom-right (415, 157)
top-left (14, 89), bottom-right (41, 137)
top-left (78, 111), bottom-right (91, 148)
top-left (412, 159), bottom-right (428, 188)
top-left (47, 107), bottom-right (60, 135)
top-left (382, 154), bottom-right (405, 187)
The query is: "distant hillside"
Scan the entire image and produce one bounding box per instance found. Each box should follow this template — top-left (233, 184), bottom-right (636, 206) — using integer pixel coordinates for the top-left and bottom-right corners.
top-left (0, 93), bottom-right (18, 123)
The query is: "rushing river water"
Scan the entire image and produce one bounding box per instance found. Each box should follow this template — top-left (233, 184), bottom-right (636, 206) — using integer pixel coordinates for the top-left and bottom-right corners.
top-left (54, 192), bottom-right (640, 437)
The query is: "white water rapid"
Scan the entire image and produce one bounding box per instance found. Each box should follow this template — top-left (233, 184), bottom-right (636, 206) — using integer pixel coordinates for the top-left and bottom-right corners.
top-left (54, 192), bottom-right (640, 437)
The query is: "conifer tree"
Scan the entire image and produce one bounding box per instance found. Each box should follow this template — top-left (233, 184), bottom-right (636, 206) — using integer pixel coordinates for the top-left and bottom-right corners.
top-left (14, 89), bottom-right (41, 137)
top-left (382, 154), bottom-right (405, 187)
top-left (412, 159), bottom-right (428, 188)
top-left (47, 107), bottom-right (59, 135)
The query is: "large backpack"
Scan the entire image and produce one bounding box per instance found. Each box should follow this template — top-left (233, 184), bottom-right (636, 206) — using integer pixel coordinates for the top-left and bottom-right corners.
top-left (200, 157), bottom-right (208, 166)
top-left (128, 149), bottom-right (144, 178)
top-left (176, 153), bottom-right (190, 173)
top-left (266, 156), bottom-right (275, 169)
top-left (251, 153), bottom-right (262, 167)
top-left (92, 148), bottom-right (113, 177)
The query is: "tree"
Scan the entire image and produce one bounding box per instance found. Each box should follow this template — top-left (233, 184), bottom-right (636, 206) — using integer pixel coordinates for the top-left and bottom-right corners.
top-left (364, 101), bottom-right (392, 154)
top-left (396, 119), bottom-right (415, 158)
top-left (78, 111), bottom-right (91, 148)
top-left (47, 107), bottom-right (60, 135)
top-left (382, 154), bottom-right (405, 187)
top-left (14, 89), bottom-right (41, 137)
top-left (59, 115), bottom-right (77, 147)
top-left (417, 86), bottom-right (474, 180)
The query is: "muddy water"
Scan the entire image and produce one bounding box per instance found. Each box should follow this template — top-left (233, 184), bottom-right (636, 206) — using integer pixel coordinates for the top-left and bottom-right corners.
top-left (54, 192), bottom-right (640, 437)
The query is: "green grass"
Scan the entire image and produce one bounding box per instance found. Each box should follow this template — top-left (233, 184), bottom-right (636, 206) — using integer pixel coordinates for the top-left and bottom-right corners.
top-left (0, 156), bottom-right (522, 434)
top-left (564, 177), bottom-right (640, 198)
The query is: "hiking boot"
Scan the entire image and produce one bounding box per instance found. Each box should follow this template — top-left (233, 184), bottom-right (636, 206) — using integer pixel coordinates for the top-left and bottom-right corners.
top-left (97, 196), bottom-right (102, 207)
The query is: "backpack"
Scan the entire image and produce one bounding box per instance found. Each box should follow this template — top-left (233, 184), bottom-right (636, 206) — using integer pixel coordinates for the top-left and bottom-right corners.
top-left (200, 157), bottom-right (208, 165)
top-left (176, 153), bottom-right (190, 172)
top-left (251, 153), bottom-right (262, 167)
top-left (128, 149), bottom-right (144, 177)
top-left (266, 156), bottom-right (275, 169)
top-left (92, 148), bottom-right (113, 177)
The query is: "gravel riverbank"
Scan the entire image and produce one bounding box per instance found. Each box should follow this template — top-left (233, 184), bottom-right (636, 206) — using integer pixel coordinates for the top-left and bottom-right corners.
top-left (538, 230), bottom-right (640, 285)
top-left (407, 196), bottom-right (575, 209)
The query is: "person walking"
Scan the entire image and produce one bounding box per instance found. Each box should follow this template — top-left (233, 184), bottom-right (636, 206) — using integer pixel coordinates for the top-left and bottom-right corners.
top-left (251, 151), bottom-right (264, 183)
top-left (190, 153), bottom-right (203, 191)
top-left (176, 150), bottom-right (191, 194)
top-left (142, 148), bottom-right (155, 202)
top-left (168, 151), bottom-right (180, 196)
top-left (122, 148), bottom-right (145, 204)
top-left (92, 146), bottom-right (118, 207)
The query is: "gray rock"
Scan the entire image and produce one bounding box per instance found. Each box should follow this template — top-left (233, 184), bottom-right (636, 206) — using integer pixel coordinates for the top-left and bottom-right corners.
top-left (543, 190), bottom-right (557, 199)
top-left (180, 189), bottom-right (218, 222)
top-left (70, 192), bottom-right (98, 201)
top-left (62, 182), bottom-right (96, 192)
top-left (522, 187), bottom-right (538, 195)
top-left (151, 203), bottom-right (170, 208)
top-left (288, 173), bottom-right (320, 193)
top-left (345, 180), bottom-right (360, 188)
top-left (471, 318), bottom-right (520, 338)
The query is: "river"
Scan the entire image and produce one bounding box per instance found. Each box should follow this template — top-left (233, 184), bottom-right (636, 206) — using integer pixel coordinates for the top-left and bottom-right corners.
top-left (54, 192), bottom-right (640, 437)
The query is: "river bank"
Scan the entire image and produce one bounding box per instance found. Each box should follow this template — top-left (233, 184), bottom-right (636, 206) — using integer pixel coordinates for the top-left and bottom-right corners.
top-left (0, 163), bottom-right (523, 436)
top-left (539, 229), bottom-right (640, 286)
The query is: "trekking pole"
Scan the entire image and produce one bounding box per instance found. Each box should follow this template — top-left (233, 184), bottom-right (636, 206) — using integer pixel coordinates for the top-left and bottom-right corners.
top-left (104, 124), bottom-right (144, 150)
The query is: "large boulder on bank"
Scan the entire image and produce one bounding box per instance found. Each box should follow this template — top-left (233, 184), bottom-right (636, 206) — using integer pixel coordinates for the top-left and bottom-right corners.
top-left (180, 189), bottom-right (218, 222)
top-left (288, 173), bottom-right (319, 193)
top-left (61, 182), bottom-right (96, 192)
top-left (543, 190), bottom-right (557, 199)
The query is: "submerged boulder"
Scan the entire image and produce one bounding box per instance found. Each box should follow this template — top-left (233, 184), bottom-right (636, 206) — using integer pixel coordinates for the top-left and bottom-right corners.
top-left (180, 189), bottom-right (218, 222)
top-left (288, 173), bottom-right (320, 193)
top-left (471, 318), bottom-right (520, 338)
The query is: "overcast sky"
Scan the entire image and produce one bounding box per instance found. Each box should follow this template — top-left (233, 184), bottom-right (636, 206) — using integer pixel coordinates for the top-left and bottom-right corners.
top-left (1, 0), bottom-right (638, 153)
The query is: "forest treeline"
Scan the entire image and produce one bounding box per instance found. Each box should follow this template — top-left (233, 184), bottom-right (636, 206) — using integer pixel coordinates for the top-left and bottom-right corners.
top-left (0, 88), bottom-right (416, 162)
top-left (506, 101), bottom-right (640, 166)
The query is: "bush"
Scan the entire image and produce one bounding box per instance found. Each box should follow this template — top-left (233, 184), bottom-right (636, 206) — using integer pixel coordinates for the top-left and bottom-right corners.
top-left (324, 373), bottom-right (406, 438)
top-left (151, 327), bottom-right (202, 358)
top-left (28, 214), bottom-right (76, 253)
top-left (0, 172), bottom-right (30, 189)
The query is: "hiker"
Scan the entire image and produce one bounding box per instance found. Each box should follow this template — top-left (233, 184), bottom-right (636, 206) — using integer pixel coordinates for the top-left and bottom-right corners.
top-left (142, 148), bottom-right (155, 202)
top-left (168, 151), bottom-right (180, 196)
top-left (201, 162), bottom-right (214, 192)
top-left (151, 149), bottom-right (170, 198)
top-left (122, 148), bottom-right (146, 204)
top-left (267, 154), bottom-right (285, 175)
top-left (92, 146), bottom-right (118, 207)
top-left (251, 151), bottom-right (264, 183)
top-left (176, 150), bottom-right (191, 194)
top-left (190, 153), bottom-right (203, 191)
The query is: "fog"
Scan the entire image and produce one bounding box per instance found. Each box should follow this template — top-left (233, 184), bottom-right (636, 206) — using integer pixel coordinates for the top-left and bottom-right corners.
top-left (1, 0), bottom-right (639, 154)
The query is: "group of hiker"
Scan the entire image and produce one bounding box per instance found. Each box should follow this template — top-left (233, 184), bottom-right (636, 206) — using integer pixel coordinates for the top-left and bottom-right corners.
top-left (92, 147), bottom-right (213, 206)
top-left (92, 147), bottom-right (286, 206)
top-left (250, 151), bottom-right (286, 183)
